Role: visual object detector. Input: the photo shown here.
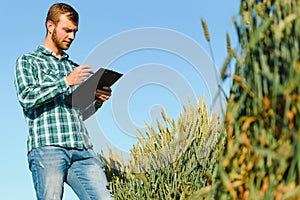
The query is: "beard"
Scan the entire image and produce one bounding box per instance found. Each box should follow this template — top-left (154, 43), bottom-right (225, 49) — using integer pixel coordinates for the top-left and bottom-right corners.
top-left (52, 28), bottom-right (71, 51)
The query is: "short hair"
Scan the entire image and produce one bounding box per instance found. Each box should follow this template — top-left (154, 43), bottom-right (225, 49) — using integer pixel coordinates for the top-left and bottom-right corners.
top-left (46, 3), bottom-right (79, 26)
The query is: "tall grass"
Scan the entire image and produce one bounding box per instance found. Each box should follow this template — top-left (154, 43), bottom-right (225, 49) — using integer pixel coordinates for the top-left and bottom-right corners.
top-left (209, 0), bottom-right (300, 199)
top-left (100, 99), bottom-right (226, 199)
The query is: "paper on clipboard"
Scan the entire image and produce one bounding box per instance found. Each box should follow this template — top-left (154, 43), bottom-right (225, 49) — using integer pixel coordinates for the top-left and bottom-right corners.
top-left (62, 67), bottom-right (123, 109)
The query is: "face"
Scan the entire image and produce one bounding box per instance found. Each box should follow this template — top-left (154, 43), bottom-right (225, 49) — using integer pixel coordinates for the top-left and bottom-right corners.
top-left (50, 14), bottom-right (78, 51)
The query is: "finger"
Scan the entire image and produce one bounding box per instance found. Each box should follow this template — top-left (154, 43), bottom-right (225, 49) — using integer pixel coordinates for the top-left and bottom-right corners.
top-left (79, 65), bottom-right (93, 70)
top-left (77, 65), bottom-right (94, 74)
top-left (80, 71), bottom-right (93, 78)
top-left (95, 94), bottom-right (109, 102)
top-left (95, 90), bottom-right (111, 99)
top-left (100, 95), bottom-right (110, 101)
top-left (101, 86), bottom-right (112, 92)
top-left (95, 89), bottom-right (112, 96)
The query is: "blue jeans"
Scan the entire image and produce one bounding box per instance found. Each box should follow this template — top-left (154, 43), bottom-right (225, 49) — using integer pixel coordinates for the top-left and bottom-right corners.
top-left (28, 146), bottom-right (114, 200)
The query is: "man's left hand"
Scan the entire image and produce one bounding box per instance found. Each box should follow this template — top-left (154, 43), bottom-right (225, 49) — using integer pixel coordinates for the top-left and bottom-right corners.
top-left (95, 86), bottom-right (112, 103)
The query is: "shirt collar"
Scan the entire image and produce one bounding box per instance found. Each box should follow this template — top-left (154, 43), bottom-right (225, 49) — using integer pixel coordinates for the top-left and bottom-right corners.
top-left (37, 45), bottom-right (69, 59)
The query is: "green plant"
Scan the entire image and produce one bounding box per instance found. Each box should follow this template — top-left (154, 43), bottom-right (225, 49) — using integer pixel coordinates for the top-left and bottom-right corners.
top-left (211, 0), bottom-right (300, 199)
top-left (100, 99), bottom-right (226, 199)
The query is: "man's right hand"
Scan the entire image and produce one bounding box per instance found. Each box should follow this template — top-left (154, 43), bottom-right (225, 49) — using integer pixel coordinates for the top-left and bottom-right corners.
top-left (66, 65), bottom-right (94, 86)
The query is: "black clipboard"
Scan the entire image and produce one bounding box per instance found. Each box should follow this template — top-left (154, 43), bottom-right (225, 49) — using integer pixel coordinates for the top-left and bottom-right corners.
top-left (62, 67), bottom-right (123, 109)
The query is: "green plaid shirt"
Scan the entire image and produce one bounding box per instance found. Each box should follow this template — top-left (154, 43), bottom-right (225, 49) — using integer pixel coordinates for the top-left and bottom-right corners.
top-left (14, 45), bottom-right (100, 153)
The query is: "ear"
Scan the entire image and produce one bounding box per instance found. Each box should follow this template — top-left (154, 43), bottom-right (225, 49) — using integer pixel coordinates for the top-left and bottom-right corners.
top-left (46, 20), bottom-right (55, 35)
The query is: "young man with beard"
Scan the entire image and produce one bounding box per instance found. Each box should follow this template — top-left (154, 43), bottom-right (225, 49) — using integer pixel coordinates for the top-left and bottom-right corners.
top-left (14, 3), bottom-right (114, 200)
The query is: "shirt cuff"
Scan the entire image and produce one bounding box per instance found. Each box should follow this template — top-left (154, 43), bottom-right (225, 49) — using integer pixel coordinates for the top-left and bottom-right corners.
top-left (94, 101), bottom-right (103, 109)
top-left (58, 77), bottom-right (70, 94)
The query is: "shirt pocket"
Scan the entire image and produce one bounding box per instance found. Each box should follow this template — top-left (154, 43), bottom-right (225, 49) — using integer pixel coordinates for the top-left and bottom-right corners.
top-left (40, 69), bottom-right (65, 83)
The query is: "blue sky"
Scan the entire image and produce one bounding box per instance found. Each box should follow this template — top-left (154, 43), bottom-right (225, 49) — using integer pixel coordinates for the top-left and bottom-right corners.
top-left (1, 1), bottom-right (240, 199)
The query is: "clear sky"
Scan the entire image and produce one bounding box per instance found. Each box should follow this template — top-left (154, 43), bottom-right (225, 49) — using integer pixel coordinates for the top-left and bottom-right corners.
top-left (1, 0), bottom-right (240, 199)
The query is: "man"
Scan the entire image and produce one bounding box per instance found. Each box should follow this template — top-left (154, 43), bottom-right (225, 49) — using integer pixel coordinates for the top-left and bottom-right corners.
top-left (14, 3), bottom-right (114, 200)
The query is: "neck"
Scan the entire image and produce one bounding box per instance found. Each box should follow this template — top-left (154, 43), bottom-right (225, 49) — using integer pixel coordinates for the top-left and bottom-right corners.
top-left (43, 35), bottom-right (62, 58)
